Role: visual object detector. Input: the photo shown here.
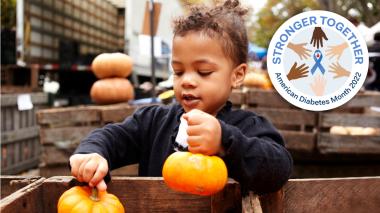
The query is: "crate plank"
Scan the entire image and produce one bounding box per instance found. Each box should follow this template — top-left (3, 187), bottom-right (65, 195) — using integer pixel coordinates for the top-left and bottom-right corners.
top-left (250, 107), bottom-right (317, 126)
top-left (318, 133), bottom-right (380, 154)
top-left (343, 91), bottom-right (380, 107)
top-left (1, 93), bottom-right (48, 107)
top-left (1, 126), bottom-right (39, 145)
top-left (229, 89), bottom-right (245, 106)
top-left (319, 113), bottom-right (380, 128)
top-left (283, 177), bottom-right (380, 213)
top-left (39, 125), bottom-right (98, 145)
top-left (246, 89), bottom-right (291, 108)
top-left (0, 177), bottom-right (45, 213)
top-left (0, 176), bottom-right (42, 199)
top-left (37, 107), bottom-right (100, 126)
top-left (281, 130), bottom-right (315, 152)
top-left (96, 104), bottom-right (136, 123)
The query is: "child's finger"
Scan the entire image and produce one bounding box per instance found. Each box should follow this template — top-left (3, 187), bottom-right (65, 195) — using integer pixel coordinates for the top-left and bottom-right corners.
top-left (69, 154), bottom-right (85, 178)
top-left (96, 179), bottom-right (107, 191)
top-left (187, 135), bottom-right (202, 147)
top-left (82, 160), bottom-right (97, 183)
top-left (186, 125), bottom-right (203, 136)
top-left (89, 161), bottom-right (108, 188)
top-left (188, 146), bottom-right (206, 155)
top-left (77, 158), bottom-right (90, 182)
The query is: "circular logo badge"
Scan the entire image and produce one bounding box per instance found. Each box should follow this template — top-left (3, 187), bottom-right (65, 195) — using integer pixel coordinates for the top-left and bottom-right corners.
top-left (267, 10), bottom-right (369, 111)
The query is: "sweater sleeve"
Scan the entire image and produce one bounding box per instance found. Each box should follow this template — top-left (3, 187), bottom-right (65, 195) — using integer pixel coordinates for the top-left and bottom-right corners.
top-left (73, 106), bottom-right (155, 170)
top-left (219, 114), bottom-right (293, 195)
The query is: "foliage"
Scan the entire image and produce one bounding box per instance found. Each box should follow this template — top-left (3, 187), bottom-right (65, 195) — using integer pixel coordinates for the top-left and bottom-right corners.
top-left (248, 0), bottom-right (320, 48)
top-left (1, 0), bottom-right (17, 29)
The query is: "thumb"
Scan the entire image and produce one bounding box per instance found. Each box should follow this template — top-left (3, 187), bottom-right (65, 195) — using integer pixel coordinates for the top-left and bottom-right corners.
top-left (96, 179), bottom-right (107, 191)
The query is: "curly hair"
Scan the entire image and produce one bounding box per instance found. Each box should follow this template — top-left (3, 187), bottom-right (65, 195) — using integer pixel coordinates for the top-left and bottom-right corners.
top-left (173, 0), bottom-right (248, 66)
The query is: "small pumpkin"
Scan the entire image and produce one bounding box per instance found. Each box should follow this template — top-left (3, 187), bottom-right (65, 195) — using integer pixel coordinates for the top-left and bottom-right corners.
top-left (92, 52), bottom-right (133, 79)
top-left (243, 71), bottom-right (272, 90)
top-left (162, 151), bottom-right (228, 196)
top-left (90, 78), bottom-right (134, 104)
top-left (57, 186), bottom-right (124, 213)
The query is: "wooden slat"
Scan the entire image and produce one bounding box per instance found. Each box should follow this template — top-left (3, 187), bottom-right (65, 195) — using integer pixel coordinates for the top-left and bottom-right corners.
top-left (283, 177), bottom-right (380, 213)
top-left (249, 107), bottom-right (317, 126)
top-left (0, 176), bottom-right (42, 199)
top-left (0, 177), bottom-right (45, 212)
top-left (319, 113), bottom-right (380, 128)
top-left (39, 125), bottom-right (98, 145)
top-left (229, 89), bottom-right (245, 106)
top-left (1, 126), bottom-right (39, 145)
top-left (246, 89), bottom-right (291, 108)
top-left (281, 130), bottom-right (315, 152)
top-left (38, 176), bottom-right (241, 213)
top-left (318, 133), bottom-right (380, 154)
top-left (1, 93), bottom-right (48, 107)
top-left (343, 91), bottom-right (380, 107)
top-left (95, 104), bottom-right (136, 123)
top-left (37, 107), bottom-right (100, 125)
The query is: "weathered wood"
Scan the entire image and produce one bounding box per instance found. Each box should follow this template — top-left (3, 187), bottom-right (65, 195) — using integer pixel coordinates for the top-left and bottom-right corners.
top-left (39, 125), bottom-right (99, 145)
top-left (1, 126), bottom-right (39, 145)
top-left (97, 104), bottom-right (136, 123)
top-left (1, 93), bottom-right (48, 107)
top-left (36, 106), bottom-right (100, 126)
top-left (246, 89), bottom-right (291, 108)
top-left (282, 177), bottom-right (380, 213)
top-left (318, 133), bottom-right (380, 154)
top-left (229, 89), bottom-right (245, 106)
top-left (0, 176), bottom-right (42, 199)
top-left (1, 176), bottom-right (241, 213)
top-left (281, 130), bottom-right (315, 152)
top-left (0, 177), bottom-right (45, 213)
top-left (319, 113), bottom-right (380, 128)
top-left (343, 91), bottom-right (380, 108)
top-left (251, 107), bottom-right (317, 126)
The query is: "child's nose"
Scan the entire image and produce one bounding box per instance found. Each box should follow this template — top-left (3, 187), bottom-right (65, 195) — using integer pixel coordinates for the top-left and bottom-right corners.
top-left (181, 72), bottom-right (197, 88)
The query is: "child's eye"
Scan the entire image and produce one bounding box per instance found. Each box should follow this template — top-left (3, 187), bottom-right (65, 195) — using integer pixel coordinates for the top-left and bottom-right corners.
top-left (198, 70), bottom-right (213, 76)
top-left (174, 71), bottom-right (184, 76)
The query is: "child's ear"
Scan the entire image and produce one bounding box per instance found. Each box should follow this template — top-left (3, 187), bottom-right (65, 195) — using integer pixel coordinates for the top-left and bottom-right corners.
top-left (231, 63), bottom-right (247, 88)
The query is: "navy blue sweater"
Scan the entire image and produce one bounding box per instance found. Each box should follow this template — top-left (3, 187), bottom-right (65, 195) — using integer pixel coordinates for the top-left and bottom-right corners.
top-left (73, 102), bottom-right (293, 195)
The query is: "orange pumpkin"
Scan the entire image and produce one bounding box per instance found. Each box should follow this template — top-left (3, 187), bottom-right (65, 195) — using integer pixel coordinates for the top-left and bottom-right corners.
top-left (162, 151), bottom-right (228, 196)
top-left (57, 186), bottom-right (124, 213)
top-left (92, 53), bottom-right (133, 79)
top-left (90, 78), bottom-right (134, 104)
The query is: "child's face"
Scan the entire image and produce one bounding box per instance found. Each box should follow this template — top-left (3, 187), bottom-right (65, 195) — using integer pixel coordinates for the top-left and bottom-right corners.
top-left (172, 32), bottom-right (242, 115)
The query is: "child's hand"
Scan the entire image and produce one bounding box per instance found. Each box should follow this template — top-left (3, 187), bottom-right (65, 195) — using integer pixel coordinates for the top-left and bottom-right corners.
top-left (182, 109), bottom-right (222, 155)
top-left (69, 153), bottom-right (108, 191)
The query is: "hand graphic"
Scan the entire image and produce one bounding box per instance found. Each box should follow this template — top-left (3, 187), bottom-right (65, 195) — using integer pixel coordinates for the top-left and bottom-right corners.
top-left (310, 27), bottom-right (328, 49)
top-left (287, 42), bottom-right (311, 60)
top-left (329, 62), bottom-right (350, 78)
top-left (326, 42), bottom-right (348, 60)
top-left (287, 62), bottom-right (309, 81)
top-left (310, 75), bottom-right (326, 96)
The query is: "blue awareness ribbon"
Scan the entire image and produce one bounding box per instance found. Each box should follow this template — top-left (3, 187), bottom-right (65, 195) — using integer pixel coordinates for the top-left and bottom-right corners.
top-left (310, 50), bottom-right (325, 75)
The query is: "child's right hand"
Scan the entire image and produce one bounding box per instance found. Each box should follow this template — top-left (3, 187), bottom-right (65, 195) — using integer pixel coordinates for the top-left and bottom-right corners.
top-left (69, 153), bottom-right (108, 191)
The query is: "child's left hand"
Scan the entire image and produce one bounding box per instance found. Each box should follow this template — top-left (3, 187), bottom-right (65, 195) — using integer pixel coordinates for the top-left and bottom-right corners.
top-left (182, 109), bottom-right (222, 155)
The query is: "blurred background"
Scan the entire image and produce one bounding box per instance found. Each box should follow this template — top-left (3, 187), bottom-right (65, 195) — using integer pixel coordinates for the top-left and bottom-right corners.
top-left (1, 0), bottom-right (379, 180)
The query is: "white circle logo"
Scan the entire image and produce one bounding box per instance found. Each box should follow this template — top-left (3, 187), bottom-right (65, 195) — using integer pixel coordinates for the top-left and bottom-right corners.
top-left (267, 10), bottom-right (369, 111)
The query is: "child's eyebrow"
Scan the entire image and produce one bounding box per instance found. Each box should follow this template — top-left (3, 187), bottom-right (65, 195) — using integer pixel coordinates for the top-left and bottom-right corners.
top-left (192, 59), bottom-right (218, 67)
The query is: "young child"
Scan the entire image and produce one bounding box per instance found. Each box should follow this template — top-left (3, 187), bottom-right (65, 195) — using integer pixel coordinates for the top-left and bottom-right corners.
top-left (70, 0), bottom-right (293, 195)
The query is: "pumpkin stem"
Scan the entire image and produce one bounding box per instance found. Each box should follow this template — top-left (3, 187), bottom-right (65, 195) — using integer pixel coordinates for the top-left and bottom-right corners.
top-left (90, 187), bottom-right (100, 202)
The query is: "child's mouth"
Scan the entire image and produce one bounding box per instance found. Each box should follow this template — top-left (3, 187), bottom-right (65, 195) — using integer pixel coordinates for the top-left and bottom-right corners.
top-left (182, 94), bottom-right (200, 107)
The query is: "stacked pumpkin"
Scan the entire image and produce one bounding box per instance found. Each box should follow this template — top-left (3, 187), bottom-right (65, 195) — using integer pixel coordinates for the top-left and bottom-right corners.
top-left (90, 53), bottom-right (135, 104)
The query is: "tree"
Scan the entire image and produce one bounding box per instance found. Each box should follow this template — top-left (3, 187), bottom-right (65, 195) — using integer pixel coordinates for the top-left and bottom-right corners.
top-left (248, 0), bottom-right (320, 48)
top-left (317, 0), bottom-right (380, 27)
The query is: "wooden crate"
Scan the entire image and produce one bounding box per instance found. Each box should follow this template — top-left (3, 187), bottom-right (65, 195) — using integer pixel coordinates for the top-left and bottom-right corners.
top-left (1, 176), bottom-right (379, 212)
top-left (0, 176), bottom-right (43, 200)
top-left (1, 93), bottom-right (48, 174)
top-left (243, 88), bottom-right (318, 153)
top-left (0, 176), bottom-right (241, 212)
top-left (36, 103), bottom-right (138, 176)
top-left (318, 91), bottom-right (380, 154)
